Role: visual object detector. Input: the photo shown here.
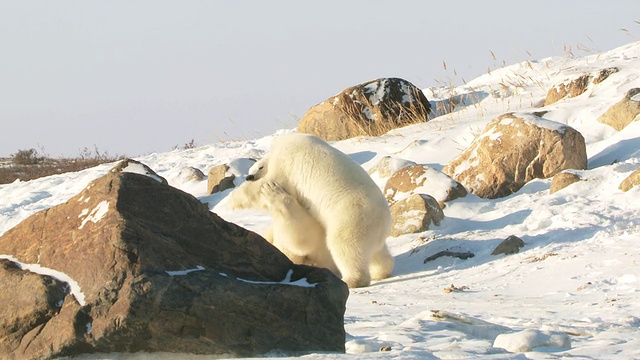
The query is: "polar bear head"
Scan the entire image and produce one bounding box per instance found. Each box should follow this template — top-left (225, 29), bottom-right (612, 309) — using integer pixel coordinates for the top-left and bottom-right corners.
top-left (246, 156), bottom-right (268, 181)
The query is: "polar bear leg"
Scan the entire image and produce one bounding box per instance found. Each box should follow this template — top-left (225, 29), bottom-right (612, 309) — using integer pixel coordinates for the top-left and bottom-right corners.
top-left (260, 181), bottom-right (323, 254)
top-left (259, 181), bottom-right (341, 274)
top-left (369, 244), bottom-right (394, 280)
top-left (325, 226), bottom-right (374, 288)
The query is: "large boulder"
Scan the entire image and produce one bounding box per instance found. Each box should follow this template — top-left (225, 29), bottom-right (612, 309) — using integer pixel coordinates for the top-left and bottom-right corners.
top-left (443, 113), bottom-right (587, 199)
top-left (598, 88), bottom-right (640, 131)
top-left (384, 164), bottom-right (466, 207)
top-left (297, 77), bottom-right (431, 141)
top-left (0, 161), bottom-right (348, 359)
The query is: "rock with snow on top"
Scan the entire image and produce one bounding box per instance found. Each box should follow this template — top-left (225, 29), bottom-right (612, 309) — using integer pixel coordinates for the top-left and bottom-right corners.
top-left (177, 166), bottom-right (205, 182)
top-left (543, 67), bottom-right (618, 106)
top-left (550, 171), bottom-right (582, 194)
top-left (367, 156), bottom-right (416, 181)
top-left (110, 158), bottom-right (168, 184)
top-left (384, 164), bottom-right (467, 207)
top-left (389, 193), bottom-right (444, 237)
top-left (297, 77), bottom-right (432, 141)
top-left (493, 329), bottom-right (571, 353)
top-left (598, 88), bottom-right (640, 131)
top-left (443, 113), bottom-right (587, 199)
top-left (0, 163), bottom-right (348, 359)
top-left (619, 167), bottom-right (640, 192)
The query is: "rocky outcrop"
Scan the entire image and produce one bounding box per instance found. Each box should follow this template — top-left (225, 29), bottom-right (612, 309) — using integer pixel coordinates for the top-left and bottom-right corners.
top-left (0, 161), bottom-right (348, 359)
top-left (544, 67), bottom-right (619, 106)
top-left (384, 164), bottom-right (466, 207)
top-left (598, 88), bottom-right (640, 131)
top-left (297, 77), bottom-right (431, 141)
top-left (443, 113), bottom-right (587, 199)
top-left (389, 193), bottom-right (444, 237)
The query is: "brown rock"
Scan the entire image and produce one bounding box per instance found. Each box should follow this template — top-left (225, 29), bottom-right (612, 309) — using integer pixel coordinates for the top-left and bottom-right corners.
top-left (207, 164), bottom-right (234, 194)
top-left (550, 172), bottom-right (581, 194)
top-left (619, 167), bottom-right (640, 192)
top-left (492, 235), bottom-right (525, 256)
top-left (297, 77), bottom-right (431, 141)
top-left (598, 88), bottom-right (640, 131)
top-left (544, 68), bottom-right (618, 106)
top-left (389, 193), bottom-right (444, 236)
top-left (0, 164), bottom-right (348, 359)
top-left (593, 67), bottom-right (619, 84)
top-left (207, 158), bottom-right (257, 195)
top-left (384, 164), bottom-right (466, 207)
top-left (544, 74), bottom-right (590, 106)
top-left (0, 259), bottom-right (70, 353)
top-left (443, 113), bottom-right (587, 199)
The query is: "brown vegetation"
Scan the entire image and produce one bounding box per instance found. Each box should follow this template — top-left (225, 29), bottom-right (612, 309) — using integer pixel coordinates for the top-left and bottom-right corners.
top-left (0, 147), bottom-right (124, 184)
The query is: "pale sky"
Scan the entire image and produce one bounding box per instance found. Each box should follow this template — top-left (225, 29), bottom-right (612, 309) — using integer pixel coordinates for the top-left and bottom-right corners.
top-left (1, 1), bottom-right (638, 157)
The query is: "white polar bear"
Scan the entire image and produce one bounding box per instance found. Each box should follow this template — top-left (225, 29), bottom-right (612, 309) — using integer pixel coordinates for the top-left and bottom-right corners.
top-left (245, 133), bottom-right (394, 288)
top-left (228, 178), bottom-right (338, 274)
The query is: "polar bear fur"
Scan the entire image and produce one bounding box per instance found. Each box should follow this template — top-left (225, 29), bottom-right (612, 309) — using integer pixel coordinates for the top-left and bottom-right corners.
top-left (228, 178), bottom-right (338, 274)
top-left (245, 133), bottom-right (394, 288)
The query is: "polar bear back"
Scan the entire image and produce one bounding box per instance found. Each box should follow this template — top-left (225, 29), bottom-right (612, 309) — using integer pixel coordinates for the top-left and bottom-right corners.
top-left (266, 133), bottom-right (390, 226)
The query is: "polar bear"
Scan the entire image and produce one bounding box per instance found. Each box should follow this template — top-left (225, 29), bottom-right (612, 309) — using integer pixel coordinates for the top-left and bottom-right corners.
top-left (245, 133), bottom-right (394, 288)
top-left (228, 178), bottom-right (338, 274)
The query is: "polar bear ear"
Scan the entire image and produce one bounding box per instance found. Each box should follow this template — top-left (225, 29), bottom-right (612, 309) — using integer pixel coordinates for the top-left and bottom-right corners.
top-left (246, 157), bottom-right (268, 181)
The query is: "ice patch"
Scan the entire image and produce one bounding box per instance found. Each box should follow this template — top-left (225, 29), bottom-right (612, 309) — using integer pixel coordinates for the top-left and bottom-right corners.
top-left (0, 254), bottom-right (86, 306)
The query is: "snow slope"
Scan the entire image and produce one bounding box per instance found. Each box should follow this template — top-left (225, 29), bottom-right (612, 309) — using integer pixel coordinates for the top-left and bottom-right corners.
top-left (2, 41), bottom-right (640, 359)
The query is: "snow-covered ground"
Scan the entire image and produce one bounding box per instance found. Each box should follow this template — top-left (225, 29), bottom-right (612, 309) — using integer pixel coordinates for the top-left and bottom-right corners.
top-left (2, 41), bottom-right (640, 359)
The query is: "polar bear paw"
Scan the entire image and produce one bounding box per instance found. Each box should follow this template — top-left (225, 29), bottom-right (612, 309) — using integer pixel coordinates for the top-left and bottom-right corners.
top-left (259, 181), bottom-right (294, 210)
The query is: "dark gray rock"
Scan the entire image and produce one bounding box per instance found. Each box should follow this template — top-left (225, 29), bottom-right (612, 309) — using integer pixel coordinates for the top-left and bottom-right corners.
top-left (492, 235), bottom-right (526, 256)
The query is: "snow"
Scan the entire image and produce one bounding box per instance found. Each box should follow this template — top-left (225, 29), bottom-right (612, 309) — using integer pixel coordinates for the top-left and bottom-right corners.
top-left (119, 162), bottom-right (165, 183)
top-left (2, 41), bottom-right (640, 358)
top-left (165, 265), bottom-right (205, 276)
top-left (235, 269), bottom-right (317, 288)
top-left (78, 200), bottom-right (109, 229)
top-left (493, 329), bottom-right (571, 353)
